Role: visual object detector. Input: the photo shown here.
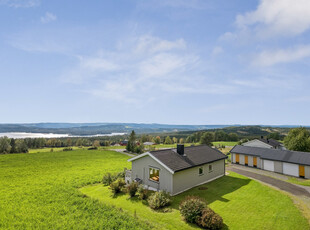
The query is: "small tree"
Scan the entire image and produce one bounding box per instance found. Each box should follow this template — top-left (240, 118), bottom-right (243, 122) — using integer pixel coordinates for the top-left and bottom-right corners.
top-left (126, 130), bottom-right (137, 152)
top-left (172, 137), bottom-right (178, 144)
top-left (93, 140), bottom-right (100, 148)
top-left (164, 136), bottom-right (172, 145)
top-left (200, 132), bottom-right (214, 146)
top-left (179, 138), bottom-right (184, 144)
top-left (154, 136), bottom-right (161, 144)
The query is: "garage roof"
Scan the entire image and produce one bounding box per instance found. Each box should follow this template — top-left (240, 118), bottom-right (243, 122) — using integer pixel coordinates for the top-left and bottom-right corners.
top-left (231, 145), bottom-right (310, 166)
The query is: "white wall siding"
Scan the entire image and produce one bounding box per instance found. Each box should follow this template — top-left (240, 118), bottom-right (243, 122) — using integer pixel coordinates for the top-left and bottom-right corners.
top-left (283, 163), bottom-right (299, 177)
top-left (172, 160), bottom-right (225, 195)
top-left (263, 160), bottom-right (275, 171)
top-left (131, 156), bottom-right (173, 193)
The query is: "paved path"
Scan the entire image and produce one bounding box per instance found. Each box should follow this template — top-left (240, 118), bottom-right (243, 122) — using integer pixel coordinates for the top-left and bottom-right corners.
top-left (228, 166), bottom-right (310, 197)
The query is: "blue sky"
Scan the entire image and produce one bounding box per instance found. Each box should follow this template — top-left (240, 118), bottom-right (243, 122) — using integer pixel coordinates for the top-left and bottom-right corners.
top-left (1, 0), bottom-right (310, 125)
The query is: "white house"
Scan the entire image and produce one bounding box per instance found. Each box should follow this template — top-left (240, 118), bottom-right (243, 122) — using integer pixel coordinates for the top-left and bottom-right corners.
top-left (126, 145), bottom-right (227, 195)
top-left (230, 145), bottom-right (310, 179)
top-left (242, 137), bottom-right (286, 150)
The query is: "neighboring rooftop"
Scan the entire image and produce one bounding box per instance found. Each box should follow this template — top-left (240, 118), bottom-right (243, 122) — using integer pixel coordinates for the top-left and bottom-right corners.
top-left (231, 145), bottom-right (310, 166)
top-left (258, 137), bottom-right (282, 148)
top-left (149, 145), bottom-right (227, 173)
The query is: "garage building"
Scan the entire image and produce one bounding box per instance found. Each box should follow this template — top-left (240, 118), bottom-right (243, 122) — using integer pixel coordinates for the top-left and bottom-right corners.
top-left (230, 145), bottom-right (310, 179)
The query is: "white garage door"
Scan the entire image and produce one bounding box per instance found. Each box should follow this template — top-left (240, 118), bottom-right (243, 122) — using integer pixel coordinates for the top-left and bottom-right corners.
top-left (283, 163), bottom-right (299, 177)
top-left (264, 160), bottom-right (274, 171)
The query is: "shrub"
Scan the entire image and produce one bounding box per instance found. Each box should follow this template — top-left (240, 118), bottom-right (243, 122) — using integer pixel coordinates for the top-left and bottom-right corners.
top-left (127, 182), bottom-right (139, 197)
top-left (196, 208), bottom-right (223, 230)
top-left (179, 196), bottom-right (206, 223)
top-left (102, 173), bottom-right (114, 186)
top-left (110, 178), bottom-right (126, 195)
top-left (102, 170), bottom-right (126, 186)
top-left (88, 147), bottom-right (98, 150)
top-left (137, 185), bottom-right (148, 200)
top-left (63, 147), bottom-right (73, 151)
top-left (148, 191), bottom-right (171, 210)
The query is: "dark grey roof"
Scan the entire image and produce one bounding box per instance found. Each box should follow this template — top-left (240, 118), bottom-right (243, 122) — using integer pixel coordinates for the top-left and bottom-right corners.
top-left (231, 145), bottom-right (310, 166)
top-left (258, 138), bottom-right (282, 148)
top-left (150, 145), bottom-right (227, 172)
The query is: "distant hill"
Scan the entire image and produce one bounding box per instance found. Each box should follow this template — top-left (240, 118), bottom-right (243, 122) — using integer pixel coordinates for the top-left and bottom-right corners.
top-left (0, 123), bottom-right (232, 135)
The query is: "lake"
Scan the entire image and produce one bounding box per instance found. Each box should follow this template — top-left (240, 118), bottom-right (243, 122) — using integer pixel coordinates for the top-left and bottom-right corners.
top-left (0, 132), bottom-right (126, 139)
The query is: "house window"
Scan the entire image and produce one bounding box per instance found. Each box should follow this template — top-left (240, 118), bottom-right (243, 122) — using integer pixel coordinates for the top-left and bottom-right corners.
top-left (199, 167), bottom-right (203, 175)
top-left (149, 167), bottom-right (159, 182)
top-left (208, 165), bottom-right (213, 172)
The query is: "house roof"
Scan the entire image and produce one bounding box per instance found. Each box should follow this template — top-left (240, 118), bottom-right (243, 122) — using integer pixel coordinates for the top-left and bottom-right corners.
top-left (231, 145), bottom-right (310, 166)
top-left (258, 138), bottom-right (282, 148)
top-left (129, 145), bottom-right (227, 173)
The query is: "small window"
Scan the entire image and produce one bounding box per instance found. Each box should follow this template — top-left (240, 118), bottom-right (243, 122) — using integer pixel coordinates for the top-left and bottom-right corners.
top-left (199, 167), bottom-right (203, 175)
top-left (149, 167), bottom-right (159, 182)
top-left (208, 165), bottom-right (213, 172)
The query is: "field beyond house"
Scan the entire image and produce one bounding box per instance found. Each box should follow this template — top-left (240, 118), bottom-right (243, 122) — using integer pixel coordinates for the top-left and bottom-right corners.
top-left (0, 148), bottom-right (308, 229)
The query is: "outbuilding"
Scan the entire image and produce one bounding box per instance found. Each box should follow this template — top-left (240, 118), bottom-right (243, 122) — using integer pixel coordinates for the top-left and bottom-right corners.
top-left (126, 145), bottom-right (227, 195)
top-left (230, 145), bottom-right (310, 178)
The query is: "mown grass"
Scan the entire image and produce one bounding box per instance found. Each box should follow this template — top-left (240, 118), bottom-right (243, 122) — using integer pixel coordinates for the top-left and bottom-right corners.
top-left (28, 146), bottom-right (85, 153)
top-left (286, 177), bottom-right (310, 187)
top-left (212, 141), bottom-right (238, 147)
top-left (0, 150), bottom-right (151, 229)
top-left (81, 172), bottom-right (309, 230)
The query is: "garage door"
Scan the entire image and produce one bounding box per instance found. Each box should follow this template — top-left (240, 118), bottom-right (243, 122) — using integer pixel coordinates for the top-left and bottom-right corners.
top-left (264, 160), bottom-right (274, 171)
top-left (283, 163), bottom-right (299, 177)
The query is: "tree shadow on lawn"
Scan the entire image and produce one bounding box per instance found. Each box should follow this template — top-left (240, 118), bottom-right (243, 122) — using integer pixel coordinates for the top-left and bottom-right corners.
top-left (171, 175), bottom-right (251, 208)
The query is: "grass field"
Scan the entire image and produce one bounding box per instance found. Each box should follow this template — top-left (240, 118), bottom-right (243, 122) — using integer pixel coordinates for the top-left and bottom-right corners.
top-left (2, 148), bottom-right (308, 230)
top-left (0, 149), bottom-right (151, 229)
top-left (28, 146), bottom-right (85, 153)
top-left (212, 141), bottom-right (238, 146)
top-left (81, 172), bottom-right (309, 230)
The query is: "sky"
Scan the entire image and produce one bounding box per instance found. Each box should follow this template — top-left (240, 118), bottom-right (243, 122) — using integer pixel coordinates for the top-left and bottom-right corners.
top-left (1, 0), bottom-right (310, 125)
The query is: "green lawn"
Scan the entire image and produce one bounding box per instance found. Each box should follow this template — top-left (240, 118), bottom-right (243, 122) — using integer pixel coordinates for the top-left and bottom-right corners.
top-left (81, 172), bottom-right (309, 230)
top-left (287, 177), bottom-right (310, 186)
top-left (28, 146), bottom-right (85, 153)
top-left (0, 149), bottom-right (150, 229)
top-left (212, 141), bottom-right (238, 146)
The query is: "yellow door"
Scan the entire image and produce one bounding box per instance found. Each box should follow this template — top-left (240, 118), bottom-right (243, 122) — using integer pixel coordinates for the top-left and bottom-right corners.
top-left (245, 156), bottom-right (248, 165)
top-left (253, 157), bottom-right (257, 167)
top-left (299, 165), bottom-right (305, 177)
top-left (236, 154), bottom-right (239, 163)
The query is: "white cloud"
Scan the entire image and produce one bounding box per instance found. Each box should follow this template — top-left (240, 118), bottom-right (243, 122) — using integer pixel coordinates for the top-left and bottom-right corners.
top-left (79, 56), bottom-right (119, 72)
top-left (41, 12), bottom-right (57, 24)
top-left (139, 0), bottom-right (211, 10)
top-left (135, 35), bottom-right (186, 54)
top-left (252, 45), bottom-right (310, 66)
top-left (0, 0), bottom-right (40, 8)
top-left (212, 46), bottom-right (223, 55)
top-left (61, 35), bottom-right (233, 103)
top-left (236, 0), bottom-right (310, 37)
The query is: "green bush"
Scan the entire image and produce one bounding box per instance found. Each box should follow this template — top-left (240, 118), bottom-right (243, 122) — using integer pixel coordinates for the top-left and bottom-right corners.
top-left (179, 196), bottom-right (206, 223)
top-left (102, 170), bottom-right (126, 186)
top-left (63, 147), bottom-right (73, 151)
top-left (137, 185), bottom-right (148, 200)
top-left (110, 178), bottom-right (126, 195)
top-left (127, 182), bottom-right (139, 197)
top-left (196, 208), bottom-right (223, 230)
top-left (148, 191), bottom-right (171, 210)
top-left (102, 173), bottom-right (114, 186)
